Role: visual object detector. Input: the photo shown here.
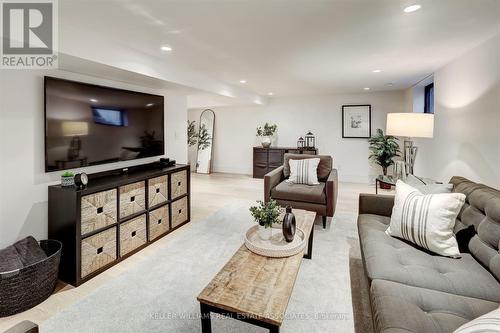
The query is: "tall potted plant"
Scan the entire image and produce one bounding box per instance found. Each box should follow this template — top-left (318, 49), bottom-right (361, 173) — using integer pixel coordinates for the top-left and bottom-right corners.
top-left (256, 123), bottom-right (277, 148)
top-left (368, 128), bottom-right (400, 176)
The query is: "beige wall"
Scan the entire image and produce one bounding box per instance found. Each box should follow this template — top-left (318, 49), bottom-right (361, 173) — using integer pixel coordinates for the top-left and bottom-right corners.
top-left (413, 34), bottom-right (500, 187)
top-left (189, 90), bottom-right (406, 183)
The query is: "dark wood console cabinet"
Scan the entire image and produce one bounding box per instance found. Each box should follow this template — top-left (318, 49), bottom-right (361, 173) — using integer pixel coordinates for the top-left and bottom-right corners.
top-left (253, 147), bottom-right (318, 178)
top-left (48, 163), bottom-right (190, 286)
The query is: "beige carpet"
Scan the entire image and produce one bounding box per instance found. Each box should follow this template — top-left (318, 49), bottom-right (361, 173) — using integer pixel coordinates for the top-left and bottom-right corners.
top-left (41, 200), bottom-right (373, 333)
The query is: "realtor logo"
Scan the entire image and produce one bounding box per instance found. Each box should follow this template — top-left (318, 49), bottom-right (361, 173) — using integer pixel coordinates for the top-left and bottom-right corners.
top-left (1, 0), bottom-right (58, 68)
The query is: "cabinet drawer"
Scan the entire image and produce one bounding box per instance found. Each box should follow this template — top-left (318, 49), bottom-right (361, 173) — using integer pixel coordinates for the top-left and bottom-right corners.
top-left (81, 227), bottom-right (117, 278)
top-left (119, 214), bottom-right (147, 256)
top-left (171, 197), bottom-right (188, 228)
top-left (119, 181), bottom-right (146, 219)
top-left (170, 170), bottom-right (187, 199)
top-left (148, 175), bottom-right (168, 207)
top-left (81, 189), bottom-right (117, 235)
top-left (148, 205), bottom-right (170, 241)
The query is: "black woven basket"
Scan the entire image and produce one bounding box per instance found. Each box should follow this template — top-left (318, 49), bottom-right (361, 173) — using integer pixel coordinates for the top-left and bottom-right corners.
top-left (0, 239), bottom-right (62, 317)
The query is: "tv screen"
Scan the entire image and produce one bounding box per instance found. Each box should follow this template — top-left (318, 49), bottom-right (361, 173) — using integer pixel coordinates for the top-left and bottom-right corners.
top-left (45, 77), bottom-right (164, 172)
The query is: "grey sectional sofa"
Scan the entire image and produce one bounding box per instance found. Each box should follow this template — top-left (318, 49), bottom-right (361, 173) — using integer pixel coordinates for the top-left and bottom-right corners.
top-left (358, 177), bottom-right (500, 333)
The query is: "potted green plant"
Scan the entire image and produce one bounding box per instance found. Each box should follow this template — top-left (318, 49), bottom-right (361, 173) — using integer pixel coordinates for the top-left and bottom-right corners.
top-left (249, 199), bottom-right (282, 240)
top-left (61, 171), bottom-right (75, 187)
top-left (187, 120), bottom-right (198, 147)
top-left (368, 129), bottom-right (400, 188)
top-left (256, 123), bottom-right (277, 148)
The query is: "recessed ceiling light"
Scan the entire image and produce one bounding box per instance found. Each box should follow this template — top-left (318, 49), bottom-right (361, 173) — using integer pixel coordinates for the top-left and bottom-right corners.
top-left (385, 83), bottom-right (394, 87)
top-left (90, 98), bottom-right (98, 103)
top-left (239, 80), bottom-right (247, 84)
top-left (160, 45), bottom-right (172, 52)
top-left (267, 92), bottom-right (274, 96)
top-left (404, 4), bottom-right (421, 13)
top-left (146, 103), bottom-right (154, 107)
top-left (363, 87), bottom-right (370, 91)
top-left (372, 69), bottom-right (382, 73)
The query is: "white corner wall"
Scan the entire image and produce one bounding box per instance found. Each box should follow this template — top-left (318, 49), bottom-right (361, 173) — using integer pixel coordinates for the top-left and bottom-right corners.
top-left (413, 34), bottom-right (500, 187)
top-left (189, 91), bottom-right (405, 183)
top-left (0, 70), bottom-right (187, 248)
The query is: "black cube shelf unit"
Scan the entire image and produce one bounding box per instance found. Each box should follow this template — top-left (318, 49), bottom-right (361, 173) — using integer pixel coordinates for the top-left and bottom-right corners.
top-left (48, 163), bottom-right (190, 286)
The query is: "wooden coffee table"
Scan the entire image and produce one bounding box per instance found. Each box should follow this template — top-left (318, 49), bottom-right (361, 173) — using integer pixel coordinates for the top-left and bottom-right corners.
top-left (197, 210), bottom-right (316, 333)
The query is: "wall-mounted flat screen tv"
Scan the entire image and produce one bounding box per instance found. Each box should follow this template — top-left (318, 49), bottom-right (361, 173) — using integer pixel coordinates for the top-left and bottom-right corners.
top-left (44, 77), bottom-right (164, 172)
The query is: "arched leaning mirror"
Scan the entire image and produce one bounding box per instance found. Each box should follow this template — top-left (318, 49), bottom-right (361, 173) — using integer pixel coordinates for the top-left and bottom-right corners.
top-left (196, 109), bottom-right (215, 174)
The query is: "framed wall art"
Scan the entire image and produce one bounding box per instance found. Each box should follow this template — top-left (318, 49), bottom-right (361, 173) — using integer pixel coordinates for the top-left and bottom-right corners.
top-left (342, 105), bottom-right (371, 138)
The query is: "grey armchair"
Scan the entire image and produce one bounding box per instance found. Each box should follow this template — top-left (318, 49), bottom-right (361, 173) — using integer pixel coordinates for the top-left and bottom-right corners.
top-left (264, 154), bottom-right (338, 228)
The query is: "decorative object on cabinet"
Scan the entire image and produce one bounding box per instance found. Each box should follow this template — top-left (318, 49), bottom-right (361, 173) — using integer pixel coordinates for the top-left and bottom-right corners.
top-left (196, 109), bottom-right (215, 174)
top-left (342, 105), bottom-right (371, 138)
top-left (256, 123), bottom-right (278, 148)
top-left (74, 172), bottom-right (88, 189)
top-left (253, 146), bottom-right (318, 179)
top-left (48, 162), bottom-right (191, 286)
top-left (61, 171), bottom-right (75, 187)
top-left (297, 137), bottom-right (305, 149)
top-left (305, 131), bottom-right (315, 148)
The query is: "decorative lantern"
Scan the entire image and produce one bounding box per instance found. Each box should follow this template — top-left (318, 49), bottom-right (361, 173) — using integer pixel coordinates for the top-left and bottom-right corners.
top-left (297, 137), bottom-right (305, 149)
top-left (305, 131), bottom-right (315, 148)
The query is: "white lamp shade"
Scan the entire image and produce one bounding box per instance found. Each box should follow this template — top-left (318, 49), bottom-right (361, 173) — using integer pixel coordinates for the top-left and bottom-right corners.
top-left (386, 113), bottom-right (434, 138)
top-left (62, 121), bottom-right (89, 136)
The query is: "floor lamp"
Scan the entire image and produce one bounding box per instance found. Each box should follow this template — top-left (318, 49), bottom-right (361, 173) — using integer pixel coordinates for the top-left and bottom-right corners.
top-left (386, 113), bottom-right (434, 175)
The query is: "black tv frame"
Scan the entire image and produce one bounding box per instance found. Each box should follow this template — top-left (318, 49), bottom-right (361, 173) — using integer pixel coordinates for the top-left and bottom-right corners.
top-left (44, 76), bottom-right (165, 173)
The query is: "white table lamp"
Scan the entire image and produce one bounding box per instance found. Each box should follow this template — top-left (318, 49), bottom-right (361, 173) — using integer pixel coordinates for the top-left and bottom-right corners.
top-left (386, 113), bottom-right (434, 175)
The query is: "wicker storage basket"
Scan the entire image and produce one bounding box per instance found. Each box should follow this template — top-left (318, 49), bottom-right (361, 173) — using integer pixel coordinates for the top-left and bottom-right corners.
top-left (0, 239), bottom-right (62, 317)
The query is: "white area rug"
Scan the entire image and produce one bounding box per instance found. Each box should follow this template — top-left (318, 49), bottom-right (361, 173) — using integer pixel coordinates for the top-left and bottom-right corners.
top-left (41, 201), bottom-right (369, 333)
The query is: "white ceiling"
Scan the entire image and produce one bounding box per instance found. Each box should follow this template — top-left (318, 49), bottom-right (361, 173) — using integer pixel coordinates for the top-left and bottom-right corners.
top-left (60, 0), bottom-right (500, 97)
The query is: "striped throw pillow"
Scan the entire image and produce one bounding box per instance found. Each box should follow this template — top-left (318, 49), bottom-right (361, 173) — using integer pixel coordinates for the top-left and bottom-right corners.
top-left (454, 307), bottom-right (500, 332)
top-left (287, 158), bottom-right (320, 185)
top-left (386, 180), bottom-right (465, 257)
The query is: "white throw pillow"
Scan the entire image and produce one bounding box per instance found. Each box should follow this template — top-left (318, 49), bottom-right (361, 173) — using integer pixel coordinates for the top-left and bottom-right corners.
top-left (453, 307), bottom-right (500, 332)
top-left (287, 158), bottom-right (320, 185)
top-left (386, 180), bottom-right (465, 257)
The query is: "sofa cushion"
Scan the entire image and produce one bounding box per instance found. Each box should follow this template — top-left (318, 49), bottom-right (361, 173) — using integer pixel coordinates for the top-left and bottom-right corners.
top-left (283, 154), bottom-right (332, 181)
top-left (272, 181), bottom-right (326, 204)
top-left (370, 279), bottom-right (499, 333)
top-left (358, 214), bottom-right (500, 302)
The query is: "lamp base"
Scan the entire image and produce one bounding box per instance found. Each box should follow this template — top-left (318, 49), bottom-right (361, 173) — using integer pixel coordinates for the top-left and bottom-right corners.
top-left (403, 139), bottom-right (418, 175)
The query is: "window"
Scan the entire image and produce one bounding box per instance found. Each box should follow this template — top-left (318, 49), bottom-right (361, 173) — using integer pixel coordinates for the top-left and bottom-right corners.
top-left (424, 83), bottom-right (434, 114)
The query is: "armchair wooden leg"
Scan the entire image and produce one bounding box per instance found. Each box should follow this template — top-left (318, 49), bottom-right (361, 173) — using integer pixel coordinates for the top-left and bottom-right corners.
top-left (322, 216), bottom-right (327, 229)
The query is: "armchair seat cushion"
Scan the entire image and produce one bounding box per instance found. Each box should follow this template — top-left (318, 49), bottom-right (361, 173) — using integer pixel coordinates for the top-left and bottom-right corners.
top-left (271, 181), bottom-right (326, 204)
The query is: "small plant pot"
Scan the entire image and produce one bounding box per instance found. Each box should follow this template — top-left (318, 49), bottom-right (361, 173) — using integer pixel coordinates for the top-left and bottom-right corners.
top-left (61, 176), bottom-right (75, 187)
top-left (260, 136), bottom-right (272, 148)
top-left (380, 182), bottom-right (392, 190)
top-left (258, 224), bottom-right (272, 241)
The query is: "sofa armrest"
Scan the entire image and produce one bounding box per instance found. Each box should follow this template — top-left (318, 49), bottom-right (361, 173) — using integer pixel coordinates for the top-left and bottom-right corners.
top-left (264, 166), bottom-right (284, 202)
top-left (358, 193), bottom-right (395, 217)
top-left (326, 169), bottom-right (338, 216)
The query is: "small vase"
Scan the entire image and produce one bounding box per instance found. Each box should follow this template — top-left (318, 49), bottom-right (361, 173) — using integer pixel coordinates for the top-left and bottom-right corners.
top-left (261, 136), bottom-right (272, 148)
top-left (282, 206), bottom-right (296, 242)
top-left (61, 176), bottom-right (75, 187)
top-left (258, 224), bottom-right (272, 241)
